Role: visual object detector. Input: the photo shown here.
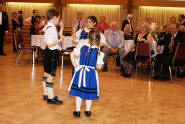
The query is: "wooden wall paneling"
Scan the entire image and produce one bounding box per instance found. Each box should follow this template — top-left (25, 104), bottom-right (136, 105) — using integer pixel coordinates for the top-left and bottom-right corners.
top-left (61, 0), bottom-right (127, 5)
top-left (1, 0), bottom-right (54, 3)
top-left (133, 0), bottom-right (185, 7)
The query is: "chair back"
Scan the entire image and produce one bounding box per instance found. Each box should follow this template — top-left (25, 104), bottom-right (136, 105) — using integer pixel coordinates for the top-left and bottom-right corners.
top-left (172, 43), bottom-right (185, 66)
top-left (135, 42), bottom-right (151, 61)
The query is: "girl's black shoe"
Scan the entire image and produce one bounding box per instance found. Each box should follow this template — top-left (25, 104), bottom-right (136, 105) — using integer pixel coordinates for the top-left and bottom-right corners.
top-left (73, 111), bottom-right (80, 118)
top-left (84, 111), bottom-right (91, 117)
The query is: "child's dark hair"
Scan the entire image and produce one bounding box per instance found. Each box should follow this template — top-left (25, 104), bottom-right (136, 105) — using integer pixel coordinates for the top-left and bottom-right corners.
top-left (46, 8), bottom-right (60, 20)
top-left (88, 29), bottom-right (100, 46)
top-left (33, 10), bottom-right (38, 14)
top-left (87, 16), bottom-right (98, 26)
top-left (18, 10), bottom-right (23, 14)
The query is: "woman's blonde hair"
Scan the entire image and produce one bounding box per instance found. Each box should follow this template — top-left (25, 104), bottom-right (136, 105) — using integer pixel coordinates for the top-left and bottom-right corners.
top-left (138, 22), bottom-right (149, 33)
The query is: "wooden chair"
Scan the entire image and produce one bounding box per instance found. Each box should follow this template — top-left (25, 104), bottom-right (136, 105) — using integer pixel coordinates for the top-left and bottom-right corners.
top-left (15, 30), bottom-right (36, 64)
top-left (171, 43), bottom-right (185, 78)
top-left (135, 42), bottom-right (153, 77)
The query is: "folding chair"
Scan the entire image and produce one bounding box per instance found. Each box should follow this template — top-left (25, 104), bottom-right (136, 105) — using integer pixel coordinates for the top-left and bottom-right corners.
top-left (135, 42), bottom-right (153, 77)
top-left (171, 43), bottom-right (185, 79)
top-left (15, 31), bottom-right (36, 64)
top-left (61, 49), bottom-right (73, 70)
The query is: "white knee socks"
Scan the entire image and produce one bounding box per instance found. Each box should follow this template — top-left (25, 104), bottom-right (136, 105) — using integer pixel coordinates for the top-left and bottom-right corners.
top-left (46, 82), bottom-right (54, 99)
top-left (75, 97), bottom-right (92, 112)
top-left (76, 97), bottom-right (82, 111)
top-left (42, 76), bottom-right (47, 96)
top-left (86, 100), bottom-right (92, 111)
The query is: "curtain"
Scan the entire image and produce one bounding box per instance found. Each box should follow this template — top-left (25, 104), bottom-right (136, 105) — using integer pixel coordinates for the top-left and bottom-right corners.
top-left (62, 4), bottom-right (128, 28)
top-left (5, 2), bottom-right (54, 24)
top-left (132, 6), bottom-right (185, 31)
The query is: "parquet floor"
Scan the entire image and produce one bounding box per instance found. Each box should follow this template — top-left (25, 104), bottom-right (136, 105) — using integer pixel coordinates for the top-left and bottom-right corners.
top-left (0, 43), bottom-right (185, 124)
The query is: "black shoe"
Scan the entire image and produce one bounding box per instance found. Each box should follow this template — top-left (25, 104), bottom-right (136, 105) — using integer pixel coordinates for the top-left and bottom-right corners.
top-left (43, 95), bottom-right (58, 101)
top-left (102, 65), bottom-right (108, 72)
top-left (84, 111), bottom-right (91, 117)
top-left (43, 95), bottom-right (48, 100)
top-left (47, 97), bottom-right (63, 105)
top-left (73, 111), bottom-right (80, 118)
top-left (122, 73), bottom-right (132, 78)
top-left (0, 52), bottom-right (7, 56)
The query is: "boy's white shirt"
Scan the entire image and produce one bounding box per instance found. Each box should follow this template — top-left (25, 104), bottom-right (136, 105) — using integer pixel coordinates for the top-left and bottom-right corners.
top-left (43, 22), bottom-right (62, 50)
top-left (73, 41), bottom-right (104, 66)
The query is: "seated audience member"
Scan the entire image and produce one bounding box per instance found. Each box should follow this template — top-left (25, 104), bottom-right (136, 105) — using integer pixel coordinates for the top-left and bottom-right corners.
top-left (102, 22), bottom-right (125, 72)
top-left (72, 11), bottom-right (86, 33)
top-left (40, 16), bottom-right (46, 27)
top-left (178, 14), bottom-right (185, 26)
top-left (179, 25), bottom-right (185, 32)
top-left (153, 25), bottom-right (171, 80)
top-left (154, 23), bottom-right (185, 80)
top-left (134, 22), bottom-right (152, 46)
top-left (34, 16), bottom-right (44, 35)
top-left (121, 24), bottom-right (135, 77)
top-left (97, 16), bottom-right (110, 34)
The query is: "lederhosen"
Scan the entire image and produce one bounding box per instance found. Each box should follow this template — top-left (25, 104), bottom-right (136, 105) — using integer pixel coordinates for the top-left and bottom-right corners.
top-left (43, 26), bottom-right (61, 76)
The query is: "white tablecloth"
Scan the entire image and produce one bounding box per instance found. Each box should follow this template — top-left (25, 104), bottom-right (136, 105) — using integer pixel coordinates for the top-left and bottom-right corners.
top-left (31, 35), bottom-right (45, 49)
top-left (31, 35), bottom-right (74, 50)
top-left (62, 36), bottom-right (74, 49)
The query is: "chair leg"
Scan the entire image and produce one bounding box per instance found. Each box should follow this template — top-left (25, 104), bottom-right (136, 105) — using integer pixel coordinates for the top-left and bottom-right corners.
top-left (169, 66), bottom-right (172, 80)
top-left (16, 50), bottom-right (23, 64)
top-left (135, 62), bottom-right (138, 76)
top-left (61, 54), bottom-right (64, 70)
top-left (33, 51), bottom-right (35, 64)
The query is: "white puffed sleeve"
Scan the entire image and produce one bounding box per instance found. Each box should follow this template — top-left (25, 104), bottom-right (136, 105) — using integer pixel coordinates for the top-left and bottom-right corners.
top-left (73, 29), bottom-right (83, 43)
top-left (97, 52), bottom-right (104, 65)
top-left (73, 42), bottom-right (84, 57)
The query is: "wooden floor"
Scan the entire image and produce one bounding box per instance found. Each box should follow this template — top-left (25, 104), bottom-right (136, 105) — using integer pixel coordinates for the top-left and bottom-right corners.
top-left (1, 44), bottom-right (185, 124)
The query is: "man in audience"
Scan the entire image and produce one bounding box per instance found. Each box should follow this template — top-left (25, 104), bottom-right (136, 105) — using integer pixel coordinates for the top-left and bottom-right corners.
top-left (102, 22), bottom-right (125, 72)
top-left (121, 14), bottom-right (133, 35)
top-left (0, 2), bottom-right (9, 56)
top-left (25, 10), bottom-right (39, 35)
top-left (72, 11), bottom-right (86, 33)
top-left (154, 23), bottom-right (185, 80)
top-left (178, 14), bottom-right (185, 26)
top-left (153, 25), bottom-right (171, 80)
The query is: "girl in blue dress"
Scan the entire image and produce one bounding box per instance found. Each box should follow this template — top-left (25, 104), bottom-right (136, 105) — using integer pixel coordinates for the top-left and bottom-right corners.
top-left (69, 29), bottom-right (104, 118)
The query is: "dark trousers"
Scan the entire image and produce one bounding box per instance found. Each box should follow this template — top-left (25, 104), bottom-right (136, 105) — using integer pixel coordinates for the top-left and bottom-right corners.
top-left (0, 31), bottom-right (5, 53)
top-left (154, 54), bottom-right (173, 76)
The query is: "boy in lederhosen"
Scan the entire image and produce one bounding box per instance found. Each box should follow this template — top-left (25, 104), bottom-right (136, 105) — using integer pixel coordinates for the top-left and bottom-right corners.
top-left (42, 8), bottom-right (64, 105)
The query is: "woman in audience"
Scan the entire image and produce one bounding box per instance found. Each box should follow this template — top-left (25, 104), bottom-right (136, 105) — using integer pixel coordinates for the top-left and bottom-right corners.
top-left (121, 24), bottom-right (135, 77)
top-left (12, 12), bottom-right (21, 51)
top-left (97, 16), bottom-right (110, 34)
top-left (34, 16), bottom-right (44, 34)
top-left (134, 22), bottom-right (152, 46)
